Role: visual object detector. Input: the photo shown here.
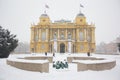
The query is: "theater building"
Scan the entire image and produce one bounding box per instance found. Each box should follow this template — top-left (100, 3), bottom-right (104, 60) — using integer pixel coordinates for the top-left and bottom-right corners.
top-left (30, 12), bottom-right (95, 53)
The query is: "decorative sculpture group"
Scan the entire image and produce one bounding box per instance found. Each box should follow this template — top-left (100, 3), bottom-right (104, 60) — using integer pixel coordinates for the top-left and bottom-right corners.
top-left (53, 60), bottom-right (68, 69)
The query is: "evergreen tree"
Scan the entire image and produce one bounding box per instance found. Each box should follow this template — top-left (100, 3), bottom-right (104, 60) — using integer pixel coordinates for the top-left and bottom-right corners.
top-left (0, 26), bottom-right (18, 58)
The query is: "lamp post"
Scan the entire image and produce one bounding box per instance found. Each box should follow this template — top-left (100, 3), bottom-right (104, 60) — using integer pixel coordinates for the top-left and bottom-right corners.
top-left (87, 40), bottom-right (91, 56)
top-left (117, 43), bottom-right (120, 54)
top-left (116, 36), bottom-right (120, 54)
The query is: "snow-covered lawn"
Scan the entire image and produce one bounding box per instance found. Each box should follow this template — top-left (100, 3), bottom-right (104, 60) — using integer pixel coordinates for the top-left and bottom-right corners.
top-left (0, 53), bottom-right (120, 80)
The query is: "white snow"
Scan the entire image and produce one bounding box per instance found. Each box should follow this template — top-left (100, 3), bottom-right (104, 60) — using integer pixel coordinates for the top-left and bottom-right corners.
top-left (7, 58), bottom-right (49, 64)
top-left (72, 59), bottom-right (116, 64)
top-left (0, 53), bottom-right (120, 80)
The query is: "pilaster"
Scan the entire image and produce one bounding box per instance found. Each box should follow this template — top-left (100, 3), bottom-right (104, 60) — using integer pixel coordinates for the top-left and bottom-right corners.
top-left (31, 28), bottom-right (34, 42)
top-left (46, 28), bottom-right (48, 41)
top-left (58, 28), bottom-right (60, 40)
top-left (92, 28), bottom-right (95, 43)
top-left (84, 28), bottom-right (87, 41)
top-left (39, 28), bottom-right (41, 41)
top-left (77, 28), bottom-right (79, 42)
top-left (66, 28), bottom-right (67, 40)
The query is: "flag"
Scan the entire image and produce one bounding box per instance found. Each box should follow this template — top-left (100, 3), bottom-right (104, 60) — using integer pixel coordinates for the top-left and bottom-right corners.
top-left (80, 4), bottom-right (84, 8)
top-left (45, 4), bottom-right (49, 8)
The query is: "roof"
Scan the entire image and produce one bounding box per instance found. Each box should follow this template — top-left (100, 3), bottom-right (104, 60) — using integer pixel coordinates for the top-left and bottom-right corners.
top-left (76, 12), bottom-right (85, 17)
top-left (40, 13), bottom-right (49, 17)
top-left (54, 19), bottom-right (71, 23)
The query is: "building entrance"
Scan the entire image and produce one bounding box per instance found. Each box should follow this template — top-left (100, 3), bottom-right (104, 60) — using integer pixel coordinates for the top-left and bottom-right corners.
top-left (60, 43), bottom-right (65, 53)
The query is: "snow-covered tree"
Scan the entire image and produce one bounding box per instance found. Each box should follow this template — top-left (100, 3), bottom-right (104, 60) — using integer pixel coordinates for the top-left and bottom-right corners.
top-left (0, 26), bottom-right (18, 58)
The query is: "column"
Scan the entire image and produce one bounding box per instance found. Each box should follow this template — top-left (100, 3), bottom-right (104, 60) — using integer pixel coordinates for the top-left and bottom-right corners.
top-left (46, 28), bottom-right (48, 41)
top-left (39, 29), bottom-right (41, 41)
top-left (84, 28), bottom-right (87, 41)
top-left (50, 29), bottom-right (52, 40)
top-left (77, 28), bottom-right (79, 41)
top-left (86, 28), bottom-right (88, 42)
top-left (37, 28), bottom-right (39, 40)
top-left (54, 41), bottom-right (57, 52)
top-left (34, 29), bottom-right (36, 52)
top-left (65, 43), bottom-right (67, 52)
top-left (50, 28), bottom-right (52, 40)
top-left (68, 41), bottom-right (72, 53)
top-left (47, 28), bottom-right (49, 41)
top-left (38, 28), bottom-right (39, 40)
top-left (31, 28), bottom-right (34, 42)
top-left (92, 28), bottom-right (95, 43)
top-left (33, 29), bottom-right (35, 42)
top-left (58, 28), bottom-right (60, 40)
top-left (66, 28), bottom-right (67, 40)
top-left (57, 43), bottom-right (59, 53)
top-left (73, 29), bottom-right (75, 40)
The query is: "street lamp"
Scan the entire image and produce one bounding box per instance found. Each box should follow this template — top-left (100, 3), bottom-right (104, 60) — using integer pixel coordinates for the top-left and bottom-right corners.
top-left (117, 43), bottom-right (120, 54)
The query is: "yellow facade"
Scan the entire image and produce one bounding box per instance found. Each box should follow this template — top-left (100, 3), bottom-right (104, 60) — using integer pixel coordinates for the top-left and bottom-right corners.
top-left (30, 12), bottom-right (96, 53)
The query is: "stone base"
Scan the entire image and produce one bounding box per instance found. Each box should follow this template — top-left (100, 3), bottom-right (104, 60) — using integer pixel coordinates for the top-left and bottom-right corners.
top-left (7, 56), bottom-right (51, 73)
top-left (77, 60), bottom-right (116, 71)
top-left (67, 56), bottom-right (116, 71)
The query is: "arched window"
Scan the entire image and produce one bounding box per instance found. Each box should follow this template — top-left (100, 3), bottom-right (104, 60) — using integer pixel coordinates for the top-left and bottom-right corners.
top-left (42, 30), bottom-right (46, 41)
top-left (68, 32), bottom-right (72, 40)
top-left (35, 35), bottom-right (38, 41)
top-left (54, 32), bottom-right (57, 39)
top-left (61, 31), bottom-right (64, 40)
top-left (79, 32), bottom-right (84, 41)
top-left (87, 35), bottom-right (91, 42)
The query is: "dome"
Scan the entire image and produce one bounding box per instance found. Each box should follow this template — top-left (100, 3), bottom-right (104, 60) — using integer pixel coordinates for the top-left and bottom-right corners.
top-left (76, 12), bottom-right (85, 17)
top-left (40, 13), bottom-right (49, 17)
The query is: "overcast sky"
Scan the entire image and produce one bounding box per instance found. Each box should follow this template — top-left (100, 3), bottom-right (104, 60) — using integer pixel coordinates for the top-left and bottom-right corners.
top-left (0, 0), bottom-right (120, 44)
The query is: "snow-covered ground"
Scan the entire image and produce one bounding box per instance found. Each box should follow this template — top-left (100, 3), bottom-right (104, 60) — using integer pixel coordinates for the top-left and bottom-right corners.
top-left (0, 53), bottom-right (120, 80)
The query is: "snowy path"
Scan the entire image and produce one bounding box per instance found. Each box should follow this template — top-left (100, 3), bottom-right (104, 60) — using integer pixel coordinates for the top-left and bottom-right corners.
top-left (0, 53), bottom-right (120, 80)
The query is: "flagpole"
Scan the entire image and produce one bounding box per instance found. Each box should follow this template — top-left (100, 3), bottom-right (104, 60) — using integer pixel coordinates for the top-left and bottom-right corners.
top-left (44, 10), bottom-right (46, 14)
top-left (44, 4), bottom-right (49, 14)
top-left (43, 4), bottom-right (46, 14)
top-left (79, 6), bottom-right (81, 13)
top-left (80, 4), bottom-right (84, 13)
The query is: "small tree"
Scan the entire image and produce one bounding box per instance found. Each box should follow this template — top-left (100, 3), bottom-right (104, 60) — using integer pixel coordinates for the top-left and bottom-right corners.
top-left (0, 26), bottom-right (18, 58)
